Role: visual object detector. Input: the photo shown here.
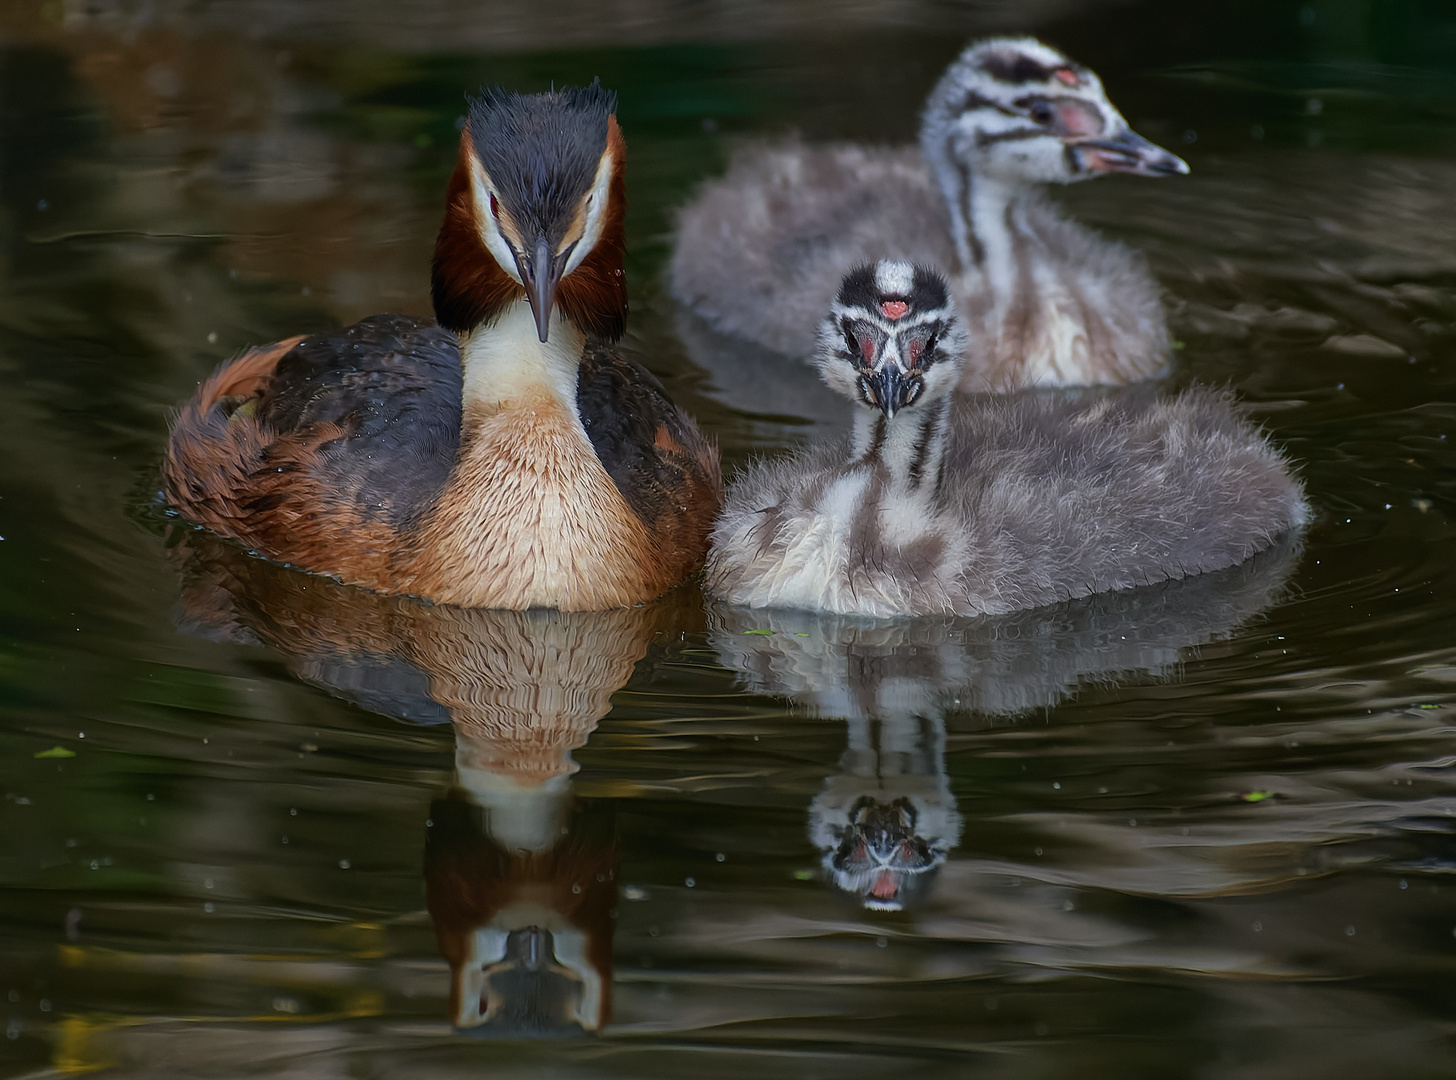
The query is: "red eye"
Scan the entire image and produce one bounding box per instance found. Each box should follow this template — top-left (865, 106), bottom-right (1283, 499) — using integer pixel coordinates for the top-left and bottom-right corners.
top-left (488, 192), bottom-right (501, 219)
top-left (858, 335), bottom-right (877, 365)
top-left (908, 338), bottom-right (924, 366)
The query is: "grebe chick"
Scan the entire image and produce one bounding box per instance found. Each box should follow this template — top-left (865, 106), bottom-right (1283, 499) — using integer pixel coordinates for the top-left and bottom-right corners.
top-left (706, 261), bottom-right (1309, 618)
top-left (671, 37), bottom-right (1188, 390)
top-left (165, 84), bottom-right (721, 610)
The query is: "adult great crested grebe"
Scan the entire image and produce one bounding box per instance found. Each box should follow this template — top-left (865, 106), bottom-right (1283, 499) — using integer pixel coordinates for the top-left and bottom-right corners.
top-left (671, 37), bottom-right (1188, 390)
top-left (164, 84), bottom-right (721, 610)
top-left (706, 260), bottom-right (1308, 618)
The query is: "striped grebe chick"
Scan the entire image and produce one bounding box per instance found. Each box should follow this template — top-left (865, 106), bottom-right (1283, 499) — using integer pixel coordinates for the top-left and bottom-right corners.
top-left (165, 84), bottom-right (721, 610)
top-left (671, 37), bottom-right (1187, 390)
top-left (706, 261), bottom-right (1308, 618)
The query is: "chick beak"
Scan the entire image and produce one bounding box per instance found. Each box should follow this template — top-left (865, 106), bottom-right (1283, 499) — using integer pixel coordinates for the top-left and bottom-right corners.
top-left (515, 235), bottom-right (565, 343)
top-left (862, 364), bottom-right (922, 421)
top-left (1072, 128), bottom-right (1190, 177)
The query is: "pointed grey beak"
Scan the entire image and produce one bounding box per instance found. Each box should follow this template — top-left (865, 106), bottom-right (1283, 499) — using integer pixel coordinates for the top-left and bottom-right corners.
top-left (859, 365), bottom-right (923, 420)
top-left (514, 235), bottom-right (565, 343)
top-left (1072, 128), bottom-right (1189, 178)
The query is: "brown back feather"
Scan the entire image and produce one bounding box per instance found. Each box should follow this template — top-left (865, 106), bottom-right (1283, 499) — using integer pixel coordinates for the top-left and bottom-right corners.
top-left (163, 336), bottom-right (400, 584)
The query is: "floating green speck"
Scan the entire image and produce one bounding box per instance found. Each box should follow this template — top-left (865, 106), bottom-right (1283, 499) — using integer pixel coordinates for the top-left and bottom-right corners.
top-left (35, 746), bottom-right (75, 759)
top-left (794, 633), bottom-right (811, 638)
top-left (742, 629), bottom-right (773, 636)
top-left (792, 869), bottom-right (814, 881)
top-left (1241, 790), bottom-right (1273, 803)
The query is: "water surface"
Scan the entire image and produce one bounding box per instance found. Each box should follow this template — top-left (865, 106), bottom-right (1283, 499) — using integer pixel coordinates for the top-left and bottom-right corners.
top-left (2, 2), bottom-right (1456, 1076)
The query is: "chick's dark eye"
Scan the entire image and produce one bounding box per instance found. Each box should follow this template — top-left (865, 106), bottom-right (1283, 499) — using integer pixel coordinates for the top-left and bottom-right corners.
top-left (1028, 100), bottom-right (1055, 125)
top-left (841, 317), bottom-right (859, 357)
top-left (924, 332), bottom-right (939, 356)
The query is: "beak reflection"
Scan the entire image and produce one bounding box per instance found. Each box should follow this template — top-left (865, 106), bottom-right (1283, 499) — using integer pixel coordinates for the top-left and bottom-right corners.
top-left (826, 797), bottom-right (946, 913)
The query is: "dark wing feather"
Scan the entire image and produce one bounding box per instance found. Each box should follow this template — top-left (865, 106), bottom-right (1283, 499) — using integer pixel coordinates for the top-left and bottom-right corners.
top-left (257, 314), bottom-right (462, 529)
top-left (576, 343), bottom-right (723, 572)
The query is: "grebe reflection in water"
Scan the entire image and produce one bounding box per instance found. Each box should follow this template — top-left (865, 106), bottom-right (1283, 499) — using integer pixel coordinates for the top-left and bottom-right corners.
top-left (169, 530), bottom-right (688, 1035)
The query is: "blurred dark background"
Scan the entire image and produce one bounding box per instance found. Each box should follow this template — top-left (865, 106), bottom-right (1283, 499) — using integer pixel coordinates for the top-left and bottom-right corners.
top-left (2, 3), bottom-right (1456, 1077)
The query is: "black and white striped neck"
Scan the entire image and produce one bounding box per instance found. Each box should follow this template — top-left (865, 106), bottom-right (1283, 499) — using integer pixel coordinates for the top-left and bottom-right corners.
top-left (849, 394), bottom-right (952, 503)
top-left (943, 169), bottom-right (1026, 275)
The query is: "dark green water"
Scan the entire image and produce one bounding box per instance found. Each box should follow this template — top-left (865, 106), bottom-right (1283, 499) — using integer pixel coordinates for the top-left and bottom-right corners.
top-left (3, 2), bottom-right (1456, 1076)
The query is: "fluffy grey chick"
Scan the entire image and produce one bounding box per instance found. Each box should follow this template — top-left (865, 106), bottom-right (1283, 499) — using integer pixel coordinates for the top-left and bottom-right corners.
top-left (705, 260), bottom-right (1309, 618)
top-left (671, 37), bottom-right (1188, 391)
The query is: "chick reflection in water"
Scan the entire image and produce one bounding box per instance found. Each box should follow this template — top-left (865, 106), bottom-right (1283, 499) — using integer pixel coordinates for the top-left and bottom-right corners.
top-left (713, 537), bottom-right (1299, 910)
top-left (812, 715), bottom-right (962, 911)
top-left (169, 530), bottom-right (687, 1036)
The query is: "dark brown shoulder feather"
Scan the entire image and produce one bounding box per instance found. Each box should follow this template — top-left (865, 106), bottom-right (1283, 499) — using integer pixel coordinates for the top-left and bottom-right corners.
top-left (576, 342), bottom-right (722, 580)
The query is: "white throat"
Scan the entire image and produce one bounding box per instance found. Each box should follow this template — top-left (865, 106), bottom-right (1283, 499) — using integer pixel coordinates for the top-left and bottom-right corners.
top-left (456, 765), bottom-right (574, 854)
top-left (850, 394), bottom-right (951, 509)
top-left (459, 300), bottom-right (587, 415)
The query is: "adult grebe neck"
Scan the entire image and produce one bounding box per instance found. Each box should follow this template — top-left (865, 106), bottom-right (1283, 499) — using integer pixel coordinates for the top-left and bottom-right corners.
top-left (458, 301), bottom-right (588, 425)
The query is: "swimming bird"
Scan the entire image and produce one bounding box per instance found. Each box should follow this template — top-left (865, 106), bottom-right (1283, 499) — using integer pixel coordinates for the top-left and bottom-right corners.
top-left (706, 261), bottom-right (1308, 618)
top-left (671, 37), bottom-right (1188, 390)
top-left (165, 83), bottom-right (721, 610)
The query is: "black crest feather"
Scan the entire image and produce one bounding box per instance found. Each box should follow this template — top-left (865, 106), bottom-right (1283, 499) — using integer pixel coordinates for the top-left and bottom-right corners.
top-left (466, 82), bottom-right (616, 238)
top-left (837, 263), bottom-right (949, 315)
top-left (978, 49), bottom-right (1057, 84)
